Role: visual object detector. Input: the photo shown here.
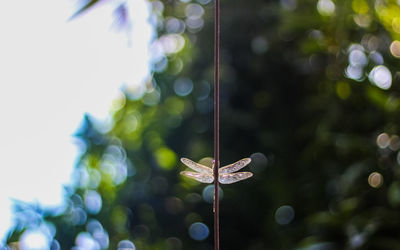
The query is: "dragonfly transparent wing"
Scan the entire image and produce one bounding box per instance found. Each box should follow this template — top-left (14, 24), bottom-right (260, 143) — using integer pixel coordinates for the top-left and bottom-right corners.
top-left (219, 158), bottom-right (251, 174)
top-left (181, 158), bottom-right (213, 174)
top-left (219, 172), bottom-right (253, 184)
top-left (180, 171), bottom-right (214, 183)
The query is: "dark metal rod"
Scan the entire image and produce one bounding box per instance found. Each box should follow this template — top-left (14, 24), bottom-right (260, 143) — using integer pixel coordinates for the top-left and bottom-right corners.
top-left (213, 0), bottom-right (220, 247)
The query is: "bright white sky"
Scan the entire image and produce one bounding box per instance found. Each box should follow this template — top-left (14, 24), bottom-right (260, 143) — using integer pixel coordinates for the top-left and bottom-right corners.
top-left (0, 0), bottom-right (152, 243)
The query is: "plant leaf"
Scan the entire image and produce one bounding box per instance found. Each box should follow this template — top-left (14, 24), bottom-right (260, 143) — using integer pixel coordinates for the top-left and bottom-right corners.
top-left (69, 0), bottom-right (102, 20)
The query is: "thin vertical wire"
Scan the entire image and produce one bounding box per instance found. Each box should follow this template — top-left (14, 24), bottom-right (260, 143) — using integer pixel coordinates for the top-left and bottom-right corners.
top-left (213, 0), bottom-right (220, 247)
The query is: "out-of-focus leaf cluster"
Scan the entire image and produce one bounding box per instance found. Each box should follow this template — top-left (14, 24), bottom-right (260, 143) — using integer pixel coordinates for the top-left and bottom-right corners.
top-left (6, 0), bottom-right (400, 249)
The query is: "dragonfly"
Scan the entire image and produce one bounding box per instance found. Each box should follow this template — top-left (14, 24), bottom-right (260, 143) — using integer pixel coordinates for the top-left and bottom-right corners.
top-left (180, 158), bottom-right (253, 184)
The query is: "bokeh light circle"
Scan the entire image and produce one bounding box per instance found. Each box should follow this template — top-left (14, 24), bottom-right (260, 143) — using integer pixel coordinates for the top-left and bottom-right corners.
top-left (85, 190), bottom-right (102, 214)
top-left (250, 152), bottom-right (268, 173)
top-left (75, 232), bottom-right (100, 250)
top-left (166, 237), bottom-right (183, 250)
top-left (174, 77), bottom-right (194, 96)
top-left (369, 65), bottom-right (392, 90)
top-left (376, 133), bottom-right (390, 149)
top-left (251, 36), bottom-right (269, 54)
top-left (275, 205), bottom-right (295, 225)
top-left (345, 65), bottom-right (363, 80)
top-left (188, 222), bottom-right (209, 241)
top-left (118, 240), bottom-right (136, 250)
top-left (349, 49), bottom-right (367, 66)
top-left (368, 172), bottom-right (383, 188)
top-left (202, 185), bottom-right (223, 203)
top-left (390, 40), bottom-right (400, 58)
top-left (317, 0), bottom-right (335, 16)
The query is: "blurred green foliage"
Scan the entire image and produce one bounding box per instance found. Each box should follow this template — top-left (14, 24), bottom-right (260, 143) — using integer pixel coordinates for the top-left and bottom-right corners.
top-left (6, 0), bottom-right (400, 249)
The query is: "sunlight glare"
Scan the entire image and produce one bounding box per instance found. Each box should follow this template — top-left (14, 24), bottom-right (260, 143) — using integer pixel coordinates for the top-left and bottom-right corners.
top-left (20, 230), bottom-right (50, 250)
top-left (0, 0), bottom-right (152, 242)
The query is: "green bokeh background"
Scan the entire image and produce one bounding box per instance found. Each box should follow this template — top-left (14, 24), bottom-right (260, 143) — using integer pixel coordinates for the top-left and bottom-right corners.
top-left (6, 0), bottom-right (400, 249)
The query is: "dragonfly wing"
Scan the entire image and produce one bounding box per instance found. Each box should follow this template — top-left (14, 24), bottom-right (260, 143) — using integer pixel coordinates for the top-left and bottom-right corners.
top-left (181, 158), bottom-right (213, 174)
top-left (219, 172), bottom-right (253, 184)
top-left (219, 158), bottom-right (251, 174)
top-left (180, 171), bottom-right (214, 183)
